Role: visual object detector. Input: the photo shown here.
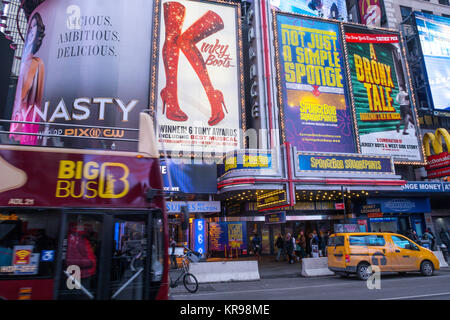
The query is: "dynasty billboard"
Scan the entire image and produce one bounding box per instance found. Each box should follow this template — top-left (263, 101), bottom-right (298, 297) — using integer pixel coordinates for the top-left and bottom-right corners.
top-left (343, 25), bottom-right (423, 163)
top-left (9, 0), bottom-right (154, 150)
top-left (271, 0), bottom-right (348, 21)
top-left (415, 12), bottom-right (450, 112)
top-left (274, 13), bottom-right (356, 153)
top-left (152, 0), bottom-right (244, 154)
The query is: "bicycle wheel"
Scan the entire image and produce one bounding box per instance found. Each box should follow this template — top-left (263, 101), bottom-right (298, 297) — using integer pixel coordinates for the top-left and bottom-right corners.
top-left (183, 272), bottom-right (199, 293)
top-left (182, 257), bottom-right (190, 273)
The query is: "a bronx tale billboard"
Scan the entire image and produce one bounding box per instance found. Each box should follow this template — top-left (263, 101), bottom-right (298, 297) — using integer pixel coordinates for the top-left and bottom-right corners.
top-left (10, 0), bottom-right (155, 151)
top-left (343, 24), bottom-right (423, 163)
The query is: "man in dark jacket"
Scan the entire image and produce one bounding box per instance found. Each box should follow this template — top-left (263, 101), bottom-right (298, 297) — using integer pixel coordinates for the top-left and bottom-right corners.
top-left (407, 229), bottom-right (420, 244)
top-left (285, 233), bottom-right (294, 264)
top-left (170, 237), bottom-right (177, 269)
top-left (275, 234), bottom-right (284, 262)
top-left (440, 228), bottom-right (450, 248)
top-left (252, 235), bottom-right (261, 261)
top-left (429, 229), bottom-right (436, 251)
top-left (321, 231), bottom-right (330, 257)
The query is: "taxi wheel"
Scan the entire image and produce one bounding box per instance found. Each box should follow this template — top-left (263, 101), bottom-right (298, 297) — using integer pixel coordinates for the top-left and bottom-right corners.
top-left (420, 261), bottom-right (434, 277)
top-left (356, 262), bottom-right (372, 281)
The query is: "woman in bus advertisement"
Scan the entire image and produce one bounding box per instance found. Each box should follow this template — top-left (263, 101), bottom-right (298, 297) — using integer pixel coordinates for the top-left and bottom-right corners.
top-left (9, 13), bottom-right (46, 146)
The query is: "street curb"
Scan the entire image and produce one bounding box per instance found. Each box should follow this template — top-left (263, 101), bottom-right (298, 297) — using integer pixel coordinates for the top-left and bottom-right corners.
top-left (260, 273), bottom-right (301, 279)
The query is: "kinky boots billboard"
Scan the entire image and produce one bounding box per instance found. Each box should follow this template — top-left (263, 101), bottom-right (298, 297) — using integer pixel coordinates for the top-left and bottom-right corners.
top-left (152, 0), bottom-right (245, 156)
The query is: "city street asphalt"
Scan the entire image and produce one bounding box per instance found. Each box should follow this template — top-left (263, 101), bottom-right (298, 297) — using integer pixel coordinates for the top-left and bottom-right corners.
top-left (170, 268), bottom-right (450, 300)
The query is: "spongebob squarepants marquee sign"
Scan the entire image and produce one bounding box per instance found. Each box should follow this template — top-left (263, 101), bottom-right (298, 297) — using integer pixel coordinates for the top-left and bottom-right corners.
top-left (0, 149), bottom-right (155, 208)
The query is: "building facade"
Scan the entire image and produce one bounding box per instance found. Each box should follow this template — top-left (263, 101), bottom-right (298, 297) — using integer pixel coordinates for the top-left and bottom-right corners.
top-left (1, 0), bottom-right (449, 259)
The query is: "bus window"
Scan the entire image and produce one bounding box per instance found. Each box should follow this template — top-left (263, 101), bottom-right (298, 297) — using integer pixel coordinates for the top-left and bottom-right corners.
top-left (58, 214), bottom-right (103, 300)
top-left (110, 214), bottom-right (148, 300)
top-left (151, 212), bottom-right (164, 283)
top-left (0, 212), bottom-right (59, 279)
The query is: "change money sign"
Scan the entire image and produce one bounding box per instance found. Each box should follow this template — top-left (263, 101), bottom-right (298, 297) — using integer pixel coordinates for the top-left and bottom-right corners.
top-left (344, 25), bottom-right (422, 162)
top-left (276, 13), bottom-right (356, 153)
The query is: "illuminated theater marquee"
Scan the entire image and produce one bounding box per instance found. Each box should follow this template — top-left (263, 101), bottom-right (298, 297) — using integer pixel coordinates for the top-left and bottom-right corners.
top-left (298, 154), bottom-right (394, 174)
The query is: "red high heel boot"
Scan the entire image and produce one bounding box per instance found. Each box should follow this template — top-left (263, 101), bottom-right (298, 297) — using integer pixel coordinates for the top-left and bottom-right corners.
top-left (177, 10), bottom-right (228, 126)
top-left (160, 1), bottom-right (188, 122)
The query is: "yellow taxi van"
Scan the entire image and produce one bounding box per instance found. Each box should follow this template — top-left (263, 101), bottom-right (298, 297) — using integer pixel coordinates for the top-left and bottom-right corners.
top-left (327, 232), bottom-right (440, 280)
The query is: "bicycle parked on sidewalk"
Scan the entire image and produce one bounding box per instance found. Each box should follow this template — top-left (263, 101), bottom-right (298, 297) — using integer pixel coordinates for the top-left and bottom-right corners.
top-left (169, 247), bottom-right (200, 293)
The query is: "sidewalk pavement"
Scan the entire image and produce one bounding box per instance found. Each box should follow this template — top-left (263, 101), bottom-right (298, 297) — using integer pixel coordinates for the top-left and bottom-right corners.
top-left (257, 255), bottom-right (302, 279)
top-left (204, 255), bottom-right (303, 279)
top-left (169, 255), bottom-right (303, 296)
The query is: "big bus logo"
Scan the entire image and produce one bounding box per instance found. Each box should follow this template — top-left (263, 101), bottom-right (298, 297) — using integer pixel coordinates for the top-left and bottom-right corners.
top-left (56, 161), bottom-right (130, 199)
top-left (13, 250), bottom-right (31, 265)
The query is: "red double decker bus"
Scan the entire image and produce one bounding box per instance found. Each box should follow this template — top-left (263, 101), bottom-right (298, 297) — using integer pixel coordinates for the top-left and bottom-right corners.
top-left (0, 113), bottom-right (169, 300)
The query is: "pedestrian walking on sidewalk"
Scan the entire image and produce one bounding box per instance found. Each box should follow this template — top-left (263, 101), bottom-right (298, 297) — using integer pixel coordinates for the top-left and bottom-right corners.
top-left (285, 233), bottom-right (294, 264)
top-left (421, 228), bottom-right (434, 250)
top-left (311, 231), bottom-right (320, 258)
top-left (295, 236), bottom-right (302, 261)
top-left (306, 233), bottom-right (312, 258)
top-left (425, 228), bottom-right (436, 251)
top-left (291, 234), bottom-right (299, 262)
top-left (440, 228), bottom-right (450, 249)
top-left (170, 237), bottom-right (177, 269)
top-left (275, 234), bottom-right (284, 262)
top-left (319, 231), bottom-right (329, 257)
top-left (252, 234), bottom-right (261, 261)
top-left (407, 229), bottom-right (420, 244)
top-left (322, 231), bottom-right (330, 257)
top-left (298, 231), bottom-right (306, 259)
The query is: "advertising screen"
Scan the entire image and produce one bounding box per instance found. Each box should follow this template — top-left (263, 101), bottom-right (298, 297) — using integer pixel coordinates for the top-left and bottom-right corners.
top-left (415, 12), bottom-right (450, 112)
top-left (160, 159), bottom-right (217, 193)
top-left (154, 0), bottom-right (244, 155)
top-left (271, 0), bottom-right (348, 21)
top-left (209, 222), bottom-right (228, 251)
top-left (275, 13), bottom-right (356, 153)
top-left (343, 25), bottom-right (423, 163)
top-left (208, 221), bottom-right (247, 251)
top-left (9, 0), bottom-right (154, 150)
